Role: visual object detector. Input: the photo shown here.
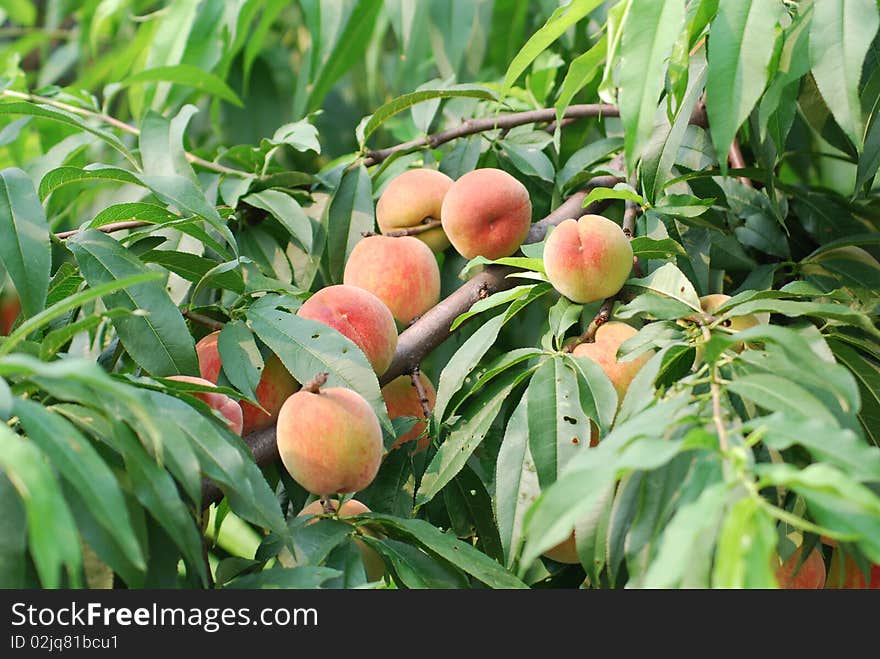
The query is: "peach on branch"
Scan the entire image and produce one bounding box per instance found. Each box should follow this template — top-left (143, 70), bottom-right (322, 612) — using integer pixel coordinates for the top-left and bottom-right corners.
top-left (572, 322), bottom-right (650, 404)
top-left (543, 214), bottom-right (633, 304)
top-left (276, 374), bottom-right (383, 496)
top-left (775, 546), bottom-right (826, 589)
top-left (297, 284), bottom-right (398, 376)
top-left (195, 331), bottom-right (299, 435)
top-left (343, 235), bottom-right (441, 324)
top-left (298, 498), bottom-right (385, 582)
top-left (166, 375), bottom-right (244, 436)
top-left (376, 168), bottom-right (453, 252)
top-left (440, 168), bottom-right (532, 260)
top-left (381, 372), bottom-right (436, 451)
top-left (699, 294), bottom-right (768, 332)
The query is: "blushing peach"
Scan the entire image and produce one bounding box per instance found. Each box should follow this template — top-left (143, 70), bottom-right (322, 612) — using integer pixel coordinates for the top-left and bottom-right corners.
top-left (343, 235), bottom-right (440, 324)
top-left (543, 215), bottom-right (633, 304)
top-left (166, 375), bottom-right (244, 436)
top-left (775, 546), bottom-right (826, 589)
top-left (376, 168), bottom-right (453, 252)
top-left (381, 373), bottom-right (436, 451)
top-left (196, 331), bottom-right (299, 435)
top-left (297, 285), bottom-right (398, 375)
top-left (298, 498), bottom-right (385, 582)
top-left (572, 322), bottom-right (651, 404)
top-left (276, 384), bottom-right (383, 495)
top-left (0, 291), bottom-right (20, 335)
top-left (440, 168), bottom-right (531, 260)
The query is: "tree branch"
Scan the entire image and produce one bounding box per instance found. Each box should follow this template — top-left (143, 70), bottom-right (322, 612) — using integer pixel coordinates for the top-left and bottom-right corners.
top-left (363, 104), bottom-right (619, 166)
top-left (54, 220), bottom-right (153, 239)
top-left (727, 138), bottom-right (753, 188)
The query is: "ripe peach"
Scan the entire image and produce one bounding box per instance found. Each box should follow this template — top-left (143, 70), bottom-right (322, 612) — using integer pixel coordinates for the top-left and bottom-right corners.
top-left (276, 380), bottom-right (383, 495)
top-left (196, 331), bottom-right (299, 435)
top-left (298, 498), bottom-right (385, 582)
top-left (572, 322), bottom-right (651, 404)
top-left (776, 546), bottom-right (826, 589)
top-left (826, 549), bottom-right (880, 589)
top-left (0, 291), bottom-right (20, 335)
top-left (297, 285), bottom-right (398, 376)
top-left (166, 375), bottom-right (244, 436)
top-left (381, 372), bottom-right (436, 451)
top-left (343, 235), bottom-right (440, 324)
top-left (543, 533), bottom-right (579, 564)
top-left (543, 214), bottom-right (633, 304)
top-left (376, 168), bottom-right (453, 252)
top-left (440, 168), bottom-right (531, 260)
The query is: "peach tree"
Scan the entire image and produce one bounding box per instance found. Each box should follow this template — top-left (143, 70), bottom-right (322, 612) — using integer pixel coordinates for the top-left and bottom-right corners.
top-left (0, 0), bottom-right (878, 589)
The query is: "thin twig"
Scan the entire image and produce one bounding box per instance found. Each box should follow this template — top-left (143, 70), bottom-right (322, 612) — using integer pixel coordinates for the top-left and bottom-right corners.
top-left (701, 324), bottom-right (729, 455)
top-left (383, 219), bottom-right (443, 238)
top-left (409, 367), bottom-right (432, 419)
top-left (727, 138), bottom-right (753, 188)
top-left (1, 89), bottom-right (249, 178)
top-left (55, 220), bottom-right (152, 239)
top-left (183, 310), bottom-right (225, 332)
top-left (623, 199), bottom-right (643, 278)
top-left (363, 104), bottom-right (619, 166)
top-left (564, 298), bottom-right (614, 351)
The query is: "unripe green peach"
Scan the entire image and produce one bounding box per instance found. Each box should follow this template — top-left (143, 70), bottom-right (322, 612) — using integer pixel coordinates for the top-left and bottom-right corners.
top-left (543, 215), bottom-right (633, 304)
top-left (775, 546), bottom-right (826, 589)
top-left (572, 322), bottom-right (651, 404)
top-left (297, 285), bottom-right (398, 376)
top-left (196, 331), bottom-right (300, 435)
top-left (276, 382), bottom-right (383, 495)
top-left (381, 373), bottom-right (436, 451)
top-left (343, 235), bottom-right (441, 324)
top-left (376, 168), bottom-right (453, 252)
top-left (440, 168), bottom-right (531, 260)
top-left (166, 375), bottom-right (244, 436)
top-left (298, 498), bottom-right (385, 582)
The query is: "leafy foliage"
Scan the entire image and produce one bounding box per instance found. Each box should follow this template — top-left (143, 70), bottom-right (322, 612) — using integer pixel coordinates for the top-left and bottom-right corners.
top-left (0, 0), bottom-right (878, 590)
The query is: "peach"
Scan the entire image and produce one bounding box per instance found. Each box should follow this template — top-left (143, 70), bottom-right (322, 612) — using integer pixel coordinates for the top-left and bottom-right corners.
top-left (0, 291), bottom-right (20, 335)
top-left (699, 294), bottom-right (769, 332)
top-left (276, 377), bottom-right (383, 495)
top-left (381, 372), bottom-right (436, 451)
top-left (543, 214), bottom-right (633, 304)
top-left (166, 375), bottom-right (244, 436)
top-left (298, 498), bottom-right (385, 582)
top-left (440, 168), bottom-right (531, 260)
top-left (343, 235), bottom-right (440, 324)
top-left (376, 168), bottom-right (453, 252)
top-left (826, 549), bottom-right (880, 589)
top-left (297, 285), bottom-right (398, 375)
top-left (572, 322), bottom-right (651, 404)
top-left (196, 331), bottom-right (299, 435)
top-left (776, 546), bottom-right (826, 589)
top-left (542, 532), bottom-right (579, 564)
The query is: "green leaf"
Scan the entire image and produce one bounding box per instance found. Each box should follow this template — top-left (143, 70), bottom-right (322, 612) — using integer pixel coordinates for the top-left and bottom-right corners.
top-left (120, 64), bottom-right (243, 107)
top-left (582, 183), bottom-right (644, 207)
top-left (617, 0), bottom-right (686, 168)
top-left (555, 34), bottom-right (607, 125)
top-left (417, 367), bottom-right (534, 507)
top-left (500, 140), bottom-right (554, 182)
top-left (67, 230), bottom-right (199, 376)
top-left (0, 167), bottom-right (49, 318)
top-left (630, 237), bottom-right (687, 260)
top-left (38, 165), bottom-right (142, 200)
top-left (359, 85), bottom-right (496, 146)
top-left (503, 0), bottom-right (603, 92)
top-left (242, 189), bottom-right (313, 252)
top-left (810, 0), bottom-right (880, 149)
top-left (829, 340), bottom-right (880, 447)
top-left (711, 496), bottom-right (778, 588)
top-left (363, 514), bottom-right (527, 589)
top-left (0, 424), bottom-right (82, 588)
top-left (139, 105), bottom-right (197, 180)
top-left (361, 536), bottom-right (468, 588)
top-left (449, 284), bottom-right (537, 331)
top-left (247, 305), bottom-right (392, 436)
top-left (0, 473), bottom-right (27, 587)
top-left (225, 566), bottom-right (340, 589)
top-left (324, 164), bottom-right (374, 285)
top-left (13, 400), bottom-right (145, 573)
top-left (727, 374), bottom-right (838, 426)
top-left (0, 101), bottom-right (138, 167)
top-left (443, 464), bottom-right (504, 562)
top-left (705, 0), bottom-right (783, 167)
top-left (140, 250), bottom-right (244, 293)
top-left (623, 262), bottom-right (702, 311)
top-left (217, 320), bottom-right (262, 403)
top-left (756, 463), bottom-right (880, 563)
